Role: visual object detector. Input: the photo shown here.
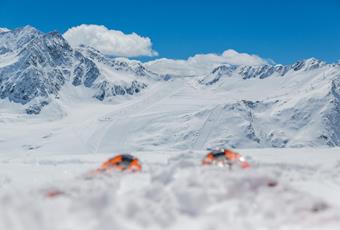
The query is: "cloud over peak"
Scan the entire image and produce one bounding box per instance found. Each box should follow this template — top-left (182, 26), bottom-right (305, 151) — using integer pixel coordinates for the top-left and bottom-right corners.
top-left (145, 49), bottom-right (271, 76)
top-left (63, 24), bottom-right (158, 57)
top-left (221, 49), bottom-right (270, 66)
top-left (62, 25), bottom-right (270, 75)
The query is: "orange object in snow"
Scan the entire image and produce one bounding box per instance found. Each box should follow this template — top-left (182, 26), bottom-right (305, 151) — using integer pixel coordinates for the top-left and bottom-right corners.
top-left (45, 189), bottom-right (64, 198)
top-left (202, 148), bottom-right (250, 169)
top-left (97, 154), bottom-right (142, 173)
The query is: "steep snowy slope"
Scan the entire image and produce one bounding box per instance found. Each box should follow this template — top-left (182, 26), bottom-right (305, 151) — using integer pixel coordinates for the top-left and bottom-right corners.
top-left (195, 59), bottom-right (340, 148)
top-left (0, 26), bottom-right (161, 114)
top-left (76, 45), bottom-right (161, 101)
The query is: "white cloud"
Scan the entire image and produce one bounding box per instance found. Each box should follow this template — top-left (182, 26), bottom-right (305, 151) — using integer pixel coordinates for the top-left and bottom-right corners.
top-left (145, 49), bottom-right (271, 76)
top-left (0, 27), bottom-right (10, 33)
top-left (63, 24), bottom-right (158, 57)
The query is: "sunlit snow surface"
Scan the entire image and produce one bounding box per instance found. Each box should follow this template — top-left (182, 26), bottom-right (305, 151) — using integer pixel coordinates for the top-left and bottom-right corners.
top-left (0, 149), bottom-right (340, 230)
top-left (0, 70), bottom-right (340, 229)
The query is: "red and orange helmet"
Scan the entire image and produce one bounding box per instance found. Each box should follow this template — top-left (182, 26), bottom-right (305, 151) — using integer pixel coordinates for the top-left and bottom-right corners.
top-left (202, 148), bottom-right (250, 169)
top-left (97, 154), bottom-right (142, 173)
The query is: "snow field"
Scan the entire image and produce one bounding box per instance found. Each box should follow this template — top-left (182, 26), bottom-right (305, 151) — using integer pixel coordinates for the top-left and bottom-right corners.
top-left (0, 149), bottom-right (340, 230)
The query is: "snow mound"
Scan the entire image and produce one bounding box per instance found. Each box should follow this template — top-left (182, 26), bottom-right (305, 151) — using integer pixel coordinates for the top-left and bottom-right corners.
top-left (0, 153), bottom-right (339, 230)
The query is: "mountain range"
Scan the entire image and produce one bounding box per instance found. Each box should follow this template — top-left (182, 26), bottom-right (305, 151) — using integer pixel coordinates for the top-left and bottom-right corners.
top-left (0, 26), bottom-right (339, 150)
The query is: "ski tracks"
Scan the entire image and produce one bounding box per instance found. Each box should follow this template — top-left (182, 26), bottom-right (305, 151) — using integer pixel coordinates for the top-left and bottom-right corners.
top-left (91, 79), bottom-right (187, 153)
top-left (192, 105), bottom-right (224, 150)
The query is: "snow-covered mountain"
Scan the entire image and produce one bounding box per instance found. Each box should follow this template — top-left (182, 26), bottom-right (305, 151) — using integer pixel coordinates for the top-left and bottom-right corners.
top-left (0, 26), bottom-right (339, 150)
top-left (0, 26), bottom-right (161, 114)
top-left (195, 59), bottom-right (340, 147)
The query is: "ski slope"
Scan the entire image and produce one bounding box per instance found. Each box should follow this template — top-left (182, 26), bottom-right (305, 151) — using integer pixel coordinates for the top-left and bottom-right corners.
top-left (0, 78), bottom-right (221, 154)
top-left (0, 148), bottom-right (340, 230)
top-left (91, 79), bottom-right (187, 153)
top-left (192, 105), bottom-right (224, 150)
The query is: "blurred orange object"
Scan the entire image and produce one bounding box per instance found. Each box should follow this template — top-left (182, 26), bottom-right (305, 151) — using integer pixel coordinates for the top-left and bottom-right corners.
top-left (97, 154), bottom-right (142, 173)
top-left (202, 148), bottom-right (250, 169)
top-left (46, 189), bottom-right (64, 198)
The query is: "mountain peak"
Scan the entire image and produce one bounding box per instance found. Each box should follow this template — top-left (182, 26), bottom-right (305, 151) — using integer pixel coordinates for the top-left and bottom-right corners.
top-left (0, 25), bottom-right (40, 38)
top-left (291, 58), bottom-right (326, 71)
top-left (22, 25), bottom-right (38, 31)
top-left (0, 27), bottom-right (10, 33)
top-left (211, 64), bottom-right (236, 74)
top-left (14, 25), bottom-right (40, 35)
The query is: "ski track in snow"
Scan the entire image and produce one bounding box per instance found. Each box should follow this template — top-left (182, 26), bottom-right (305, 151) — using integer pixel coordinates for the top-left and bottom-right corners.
top-left (92, 79), bottom-right (187, 153)
top-left (192, 105), bottom-right (223, 150)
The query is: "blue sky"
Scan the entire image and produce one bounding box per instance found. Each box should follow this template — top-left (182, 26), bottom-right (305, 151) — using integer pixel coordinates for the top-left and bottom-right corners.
top-left (1, 0), bottom-right (340, 64)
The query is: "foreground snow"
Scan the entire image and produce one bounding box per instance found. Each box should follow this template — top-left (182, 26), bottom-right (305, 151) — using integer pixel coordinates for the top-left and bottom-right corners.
top-left (0, 148), bottom-right (340, 230)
